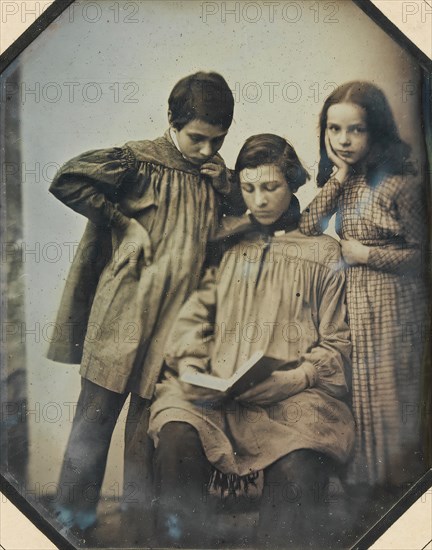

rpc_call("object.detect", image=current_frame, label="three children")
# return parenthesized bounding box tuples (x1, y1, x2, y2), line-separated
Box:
(49, 76, 428, 544)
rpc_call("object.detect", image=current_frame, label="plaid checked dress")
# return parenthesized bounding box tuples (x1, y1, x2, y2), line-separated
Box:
(299, 174, 428, 486)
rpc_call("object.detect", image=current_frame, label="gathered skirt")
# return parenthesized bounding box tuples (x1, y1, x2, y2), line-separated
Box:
(345, 266, 428, 486)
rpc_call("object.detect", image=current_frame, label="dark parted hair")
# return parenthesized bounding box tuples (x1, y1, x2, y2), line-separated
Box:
(235, 134, 310, 192)
(317, 81, 417, 187)
(168, 72, 234, 131)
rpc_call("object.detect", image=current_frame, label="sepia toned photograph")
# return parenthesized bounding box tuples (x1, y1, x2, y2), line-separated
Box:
(1, 1, 431, 549)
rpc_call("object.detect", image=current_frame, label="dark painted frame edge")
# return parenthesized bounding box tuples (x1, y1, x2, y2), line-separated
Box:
(0, 1, 431, 549)
(0, 474, 76, 550)
(352, 0, 432, 71)
(1, 1, 78, 548)
(350, 469, 432, 550)
(0, 0, 75, 73)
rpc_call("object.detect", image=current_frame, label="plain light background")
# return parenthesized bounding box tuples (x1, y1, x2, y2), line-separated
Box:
(0, 2, 430, 548)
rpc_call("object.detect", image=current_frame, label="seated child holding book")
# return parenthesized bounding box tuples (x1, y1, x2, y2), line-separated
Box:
(149, 134, 355, 548)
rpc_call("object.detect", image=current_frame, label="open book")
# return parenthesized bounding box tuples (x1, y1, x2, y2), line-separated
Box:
(180, 350, 293, 396)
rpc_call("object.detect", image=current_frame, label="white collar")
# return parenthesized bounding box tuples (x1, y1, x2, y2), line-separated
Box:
(170, 127, 183, 154)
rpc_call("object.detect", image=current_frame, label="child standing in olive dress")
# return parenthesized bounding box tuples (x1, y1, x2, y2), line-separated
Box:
(48, 72, 242, 540)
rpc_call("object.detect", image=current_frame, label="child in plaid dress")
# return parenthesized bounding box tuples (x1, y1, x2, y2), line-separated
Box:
(299, 81, 428, 488)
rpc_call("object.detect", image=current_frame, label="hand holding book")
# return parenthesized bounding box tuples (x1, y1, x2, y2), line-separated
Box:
(235, 365, 315, 406)
(179, 351, 296, 400)
(178, 364, 227, 403)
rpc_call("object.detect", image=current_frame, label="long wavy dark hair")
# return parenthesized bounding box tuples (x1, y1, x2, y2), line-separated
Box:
(317, 81, 417, 187)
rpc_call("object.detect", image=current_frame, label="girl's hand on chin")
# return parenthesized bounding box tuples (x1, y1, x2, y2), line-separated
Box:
(325, 130, 350, 184)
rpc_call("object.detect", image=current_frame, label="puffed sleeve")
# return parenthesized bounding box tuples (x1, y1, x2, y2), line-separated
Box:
(367, 178, 427, 275)
(299, 177, 344, 236)
(49, 145, 138, 229)
(300, 254, 351, 399)
(164, 268, 218, 373)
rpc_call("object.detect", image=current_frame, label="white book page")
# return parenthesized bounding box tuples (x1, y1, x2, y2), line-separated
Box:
(180, 370, 230, 392)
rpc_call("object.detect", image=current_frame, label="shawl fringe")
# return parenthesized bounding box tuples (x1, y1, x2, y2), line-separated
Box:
(209, 468, 260, 498)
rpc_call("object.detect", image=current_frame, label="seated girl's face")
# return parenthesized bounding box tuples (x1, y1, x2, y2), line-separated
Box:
(239, 164, 293, 225)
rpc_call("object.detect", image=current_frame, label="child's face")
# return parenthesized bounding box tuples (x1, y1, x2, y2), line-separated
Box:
(326, 102, 370, 166)
(239, 164, 293, 226)
(172, 119, 228, 165)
